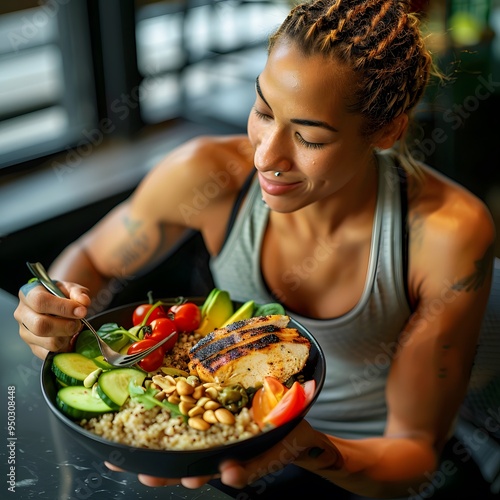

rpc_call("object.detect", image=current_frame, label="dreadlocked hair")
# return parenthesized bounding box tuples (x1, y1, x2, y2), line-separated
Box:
(269, 0, 437, 180)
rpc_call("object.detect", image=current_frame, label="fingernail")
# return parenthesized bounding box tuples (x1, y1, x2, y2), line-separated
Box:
(308, 447, 325, 458)
(74, 306, 86, 318)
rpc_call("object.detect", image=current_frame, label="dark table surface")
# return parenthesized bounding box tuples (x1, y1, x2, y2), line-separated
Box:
(0, 288, 345, 500)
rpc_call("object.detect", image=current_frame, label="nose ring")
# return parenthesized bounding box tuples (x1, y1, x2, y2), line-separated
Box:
(274, 172, 281, 177)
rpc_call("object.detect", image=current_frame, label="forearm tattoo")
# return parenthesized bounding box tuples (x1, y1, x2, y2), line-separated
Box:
(451, 244, 494, 292)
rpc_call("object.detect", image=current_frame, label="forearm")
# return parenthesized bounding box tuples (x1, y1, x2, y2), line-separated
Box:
(300, 434, 438, 498)
(49, 241, 110, 301)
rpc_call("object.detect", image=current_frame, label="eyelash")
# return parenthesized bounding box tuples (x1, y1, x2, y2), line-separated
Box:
(296, 134, 325, 150)
(253, 108, 325, 150)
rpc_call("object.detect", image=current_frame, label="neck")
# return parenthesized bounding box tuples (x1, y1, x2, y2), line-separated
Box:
(277, 157, 379, 240)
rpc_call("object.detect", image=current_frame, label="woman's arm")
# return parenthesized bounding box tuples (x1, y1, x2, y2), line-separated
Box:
(213, 175, 497, 498)
(15, 135, 253, 359)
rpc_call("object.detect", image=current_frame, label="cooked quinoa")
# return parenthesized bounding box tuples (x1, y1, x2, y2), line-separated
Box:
(81, 401, 260, 450)
(79, 330, 263, 449)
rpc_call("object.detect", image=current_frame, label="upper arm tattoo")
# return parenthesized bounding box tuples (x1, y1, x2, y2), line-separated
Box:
(451, 244, 494, 292)
(112, 215, 165, 272)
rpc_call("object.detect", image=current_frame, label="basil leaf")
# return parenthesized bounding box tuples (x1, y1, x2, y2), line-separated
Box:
(254, 303, 286, 316)
(74, 329, 101, 358)
(75, 322, 135, 358)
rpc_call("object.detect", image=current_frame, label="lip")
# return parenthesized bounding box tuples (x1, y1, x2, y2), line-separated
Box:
(257, 172, 301, 196)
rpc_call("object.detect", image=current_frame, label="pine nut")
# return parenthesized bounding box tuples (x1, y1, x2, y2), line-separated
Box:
(196, 396, 211, 407)
(167, 394, 180, 404)
(154, 391, 166, 401)
(180, 394, 197, 404)
(188, 406, 204, 418)
(176, 379, 194, 396)
(202, 409, 219, 424)
(204, 400, 221, 411)
(215, 408, 235, 425)
(188, 417, 211, 431)
(179, 401, 195, 416)
(192, 385, 205, 399)
(205, 387, 219, 399)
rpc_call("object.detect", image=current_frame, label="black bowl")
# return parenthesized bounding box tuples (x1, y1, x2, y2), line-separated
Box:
(41, 299, 325, 477)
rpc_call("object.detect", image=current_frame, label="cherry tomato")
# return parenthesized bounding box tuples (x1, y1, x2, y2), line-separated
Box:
(168, 302, 201, 332)
(251, 377, 288, 428)
(145, 317, 178, 353)
(262, 381, 307, 428)
(127, 339, 165, 372)
(132, 303, 167, 326)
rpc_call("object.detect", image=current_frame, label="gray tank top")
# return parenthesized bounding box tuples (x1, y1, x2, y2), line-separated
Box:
(210, 152, 412, 438)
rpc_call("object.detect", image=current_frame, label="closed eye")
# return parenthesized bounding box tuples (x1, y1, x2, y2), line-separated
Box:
(296, 133, 325, 150)
(253, 107, 272, 121)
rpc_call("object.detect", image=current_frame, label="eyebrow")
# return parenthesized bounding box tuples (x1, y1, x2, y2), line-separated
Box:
(255, 76, 338, 133)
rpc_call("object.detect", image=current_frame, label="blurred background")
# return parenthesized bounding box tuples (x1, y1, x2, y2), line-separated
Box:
(0, 0, 499, 301)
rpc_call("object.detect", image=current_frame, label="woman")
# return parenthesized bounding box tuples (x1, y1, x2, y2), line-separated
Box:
(15, 0, 496, 498)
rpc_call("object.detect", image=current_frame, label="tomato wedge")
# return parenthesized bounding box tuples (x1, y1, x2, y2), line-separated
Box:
(262, 381, 307, 428)
(252, 377, 304, 428)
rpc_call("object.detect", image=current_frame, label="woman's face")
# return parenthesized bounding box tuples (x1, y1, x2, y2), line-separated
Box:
(248, 41, 376, 212)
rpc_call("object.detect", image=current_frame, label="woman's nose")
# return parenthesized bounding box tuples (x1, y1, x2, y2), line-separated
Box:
(254, 128, 291, 173)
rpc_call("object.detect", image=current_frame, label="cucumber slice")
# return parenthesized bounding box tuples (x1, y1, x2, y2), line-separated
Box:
(52, 353, 99, 386)
(92, 355, 114, 370)
(97, 368, 147, 410)
(56, 385, 114, 419)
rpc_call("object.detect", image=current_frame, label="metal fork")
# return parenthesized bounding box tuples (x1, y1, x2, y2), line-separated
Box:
(26, 262, 176, 368)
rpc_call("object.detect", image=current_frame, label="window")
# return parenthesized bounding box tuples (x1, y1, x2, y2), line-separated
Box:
(0, 0, 97, 169)
(0, 0, 289, 171)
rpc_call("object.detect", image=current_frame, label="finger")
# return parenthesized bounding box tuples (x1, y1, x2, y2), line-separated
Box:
(15, 304, 82, 339)
(19, 283, 88, 320)
(219, 422, 341, 488)
(18, 322, 73, 354)
(104, 461, 125, 473)
(19, 278, 42, 298)
(137, 475, 182, 487)
(61, 282, 92, 312)
(180, 475, 214, 489)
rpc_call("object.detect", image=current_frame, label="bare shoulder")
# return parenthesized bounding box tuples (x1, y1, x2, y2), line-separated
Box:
(130, 134, 255, 229)
(407, 164, 496, 299)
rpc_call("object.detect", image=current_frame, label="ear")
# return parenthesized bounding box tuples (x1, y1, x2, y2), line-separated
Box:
(373, 113, 409, 150)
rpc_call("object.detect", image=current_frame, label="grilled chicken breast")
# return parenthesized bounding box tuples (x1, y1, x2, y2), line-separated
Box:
(188, 315, 311, 388)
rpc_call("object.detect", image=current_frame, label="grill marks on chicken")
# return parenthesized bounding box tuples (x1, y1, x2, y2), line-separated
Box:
(188, 315, 311, 387)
